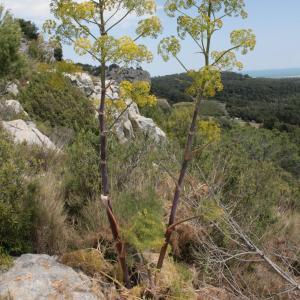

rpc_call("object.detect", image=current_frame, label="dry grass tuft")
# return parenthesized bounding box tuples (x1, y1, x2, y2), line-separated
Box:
(60, 248, 112, 277)
(143, 252, 197, 299)
(33, 172, 75, 255)
(197, 285, 239, 300)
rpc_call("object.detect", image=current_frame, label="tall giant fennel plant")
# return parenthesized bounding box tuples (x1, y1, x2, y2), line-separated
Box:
(156, 0, 256, 269)
(44, 0, 162, 287)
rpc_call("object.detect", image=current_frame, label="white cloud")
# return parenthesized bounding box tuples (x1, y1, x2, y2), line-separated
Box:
(3, 0, 138, 28)
(3, 0, 51, 25)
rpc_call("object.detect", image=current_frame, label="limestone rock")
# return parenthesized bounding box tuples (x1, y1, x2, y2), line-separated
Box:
(6, 82, 19, 97)
(79, 64, 151, 82)
(38, 41, 57, 63)
(20, 38, 56, 63)
(0, 254, 104, 300)
(90, 80, 119, 101)
(114, 100, 166, 143)
(20, 38, 29, 54)
(2, 120, 57, 150)
(65, 73, 95, 96)
(66, 72, 166, 143)
(2, 100, 28, 115)
(107, 66, 151, 83)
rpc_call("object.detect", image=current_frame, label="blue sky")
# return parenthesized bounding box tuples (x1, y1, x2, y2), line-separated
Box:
(3, 0, 300, 76)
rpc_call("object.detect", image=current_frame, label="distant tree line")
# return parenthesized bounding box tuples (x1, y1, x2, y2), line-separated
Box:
(151, 72, 300, 131)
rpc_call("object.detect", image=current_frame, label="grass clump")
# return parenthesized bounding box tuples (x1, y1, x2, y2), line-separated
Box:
(32, 172, 75, 255)
(60, 249, 112, 276)
(0, 249, 13, 271)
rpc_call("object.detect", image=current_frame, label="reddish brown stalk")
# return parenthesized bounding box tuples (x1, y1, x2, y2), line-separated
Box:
(156, 0, 214, 271)
(98, 61, 131, 288)
(97, 1, 131, 286)
(157, 97, 202, 269)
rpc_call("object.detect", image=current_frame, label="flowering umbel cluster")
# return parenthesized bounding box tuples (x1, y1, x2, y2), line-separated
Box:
(44, 0, 162, 107)
(158, 0, 256, 97)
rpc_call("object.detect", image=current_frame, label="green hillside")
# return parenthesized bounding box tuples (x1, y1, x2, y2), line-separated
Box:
(151, 72, 300, 130)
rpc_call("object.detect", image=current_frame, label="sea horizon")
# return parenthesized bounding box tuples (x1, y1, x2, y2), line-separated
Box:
(242, 67, 300, 79)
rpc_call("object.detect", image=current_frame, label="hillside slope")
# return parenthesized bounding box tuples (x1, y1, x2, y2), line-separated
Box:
(151, 72, 300, 130)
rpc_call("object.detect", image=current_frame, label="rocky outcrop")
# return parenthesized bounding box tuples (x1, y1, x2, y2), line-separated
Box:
(77, 64, 151, 83)
(65, 72, 166, 143)
(38, 41, 57, 63)
(113, 100, 165, 144)
(2, 120, 57, 150)
(5, 82, 19, 97)
(91, 79, 119, 101)
(1, 100, 28, 116)
(0, 254, 104, 300)
(107, 66, 151, 83)
(65, 72, 95, 97)
(20, 38, 57, 63)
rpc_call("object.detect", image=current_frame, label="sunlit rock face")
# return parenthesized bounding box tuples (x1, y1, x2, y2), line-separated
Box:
(2, 120, 57, 150)
(64, 72, 95, 97)
(113, 99, 166, 144)
(5, 82, 19, 97)
(65, 72, 166, 144)
(1, 100, 28, 115)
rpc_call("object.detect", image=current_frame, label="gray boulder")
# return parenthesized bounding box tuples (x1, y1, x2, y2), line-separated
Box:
(6, 82, 19, 97)
(107, 66, 151, 83)
(0, 254, 104, 300)
(90, 80, 119, 101)
(66, 72, 166, 143)
(64, 73, 95, 97)
(2, 100, 28, 115)
(113, 100, 166, 143)
(20, 38, 56, 63)
(2, 120, 57, 150)
(38, 41, 57, 63)
(20, 38, 29, 54)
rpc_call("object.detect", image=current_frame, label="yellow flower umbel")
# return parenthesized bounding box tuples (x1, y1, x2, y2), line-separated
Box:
(198, 119, 221, 143)
(120, 80, 157, 108)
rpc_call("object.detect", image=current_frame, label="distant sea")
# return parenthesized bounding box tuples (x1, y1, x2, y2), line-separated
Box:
(242, 68, 300, 79)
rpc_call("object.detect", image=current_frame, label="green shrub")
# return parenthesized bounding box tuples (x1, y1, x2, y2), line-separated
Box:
(19, 72, 97, 132)
(164, 106, 193, 146)
(0, 248, 13, 270)
(27, 39, 44, 60)
(122, 208, 164, 252)
(54, 47, 63, 61)
(0, 127, 35, 254)
(199, 100, 227, 117)
(64, 131, 100, 215)
(77, 135, 168, 252)
(17, 19, 39, 40)
(196, 126, 300, 236)
(0, 6, 26, 79)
